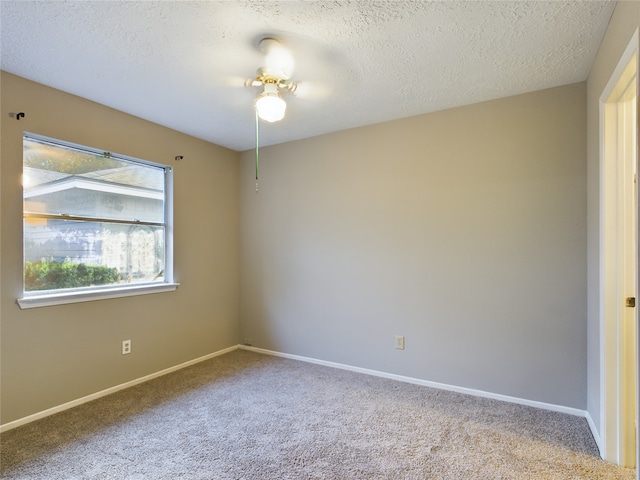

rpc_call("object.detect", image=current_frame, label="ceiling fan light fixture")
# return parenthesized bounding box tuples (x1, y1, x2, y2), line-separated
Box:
(256, 84, 286, 122)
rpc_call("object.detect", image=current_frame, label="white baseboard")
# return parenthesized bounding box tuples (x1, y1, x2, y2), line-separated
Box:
(585, 410, 603, 457)
(0, 345, 239, 433)
(2, 343, 595, 438)
(240, 345, 588, 418)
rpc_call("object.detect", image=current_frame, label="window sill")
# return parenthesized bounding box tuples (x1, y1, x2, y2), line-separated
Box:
(17, 283, 180, 309)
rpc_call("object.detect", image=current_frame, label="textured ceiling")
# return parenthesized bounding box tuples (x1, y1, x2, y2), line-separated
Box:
(1, 1, 615, 152)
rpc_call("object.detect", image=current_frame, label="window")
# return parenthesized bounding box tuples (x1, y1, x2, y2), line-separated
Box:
(18, 133, 177, 309)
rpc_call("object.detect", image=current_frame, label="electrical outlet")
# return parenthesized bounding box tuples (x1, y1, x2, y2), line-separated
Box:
(244, 338, 252, 346)
(122, 339, 131, 355)
(395, 335, 405, 350)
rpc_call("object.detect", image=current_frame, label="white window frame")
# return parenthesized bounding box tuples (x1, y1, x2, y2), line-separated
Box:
(17, 132, 178, 309)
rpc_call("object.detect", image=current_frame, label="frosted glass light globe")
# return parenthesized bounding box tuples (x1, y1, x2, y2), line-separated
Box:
(256, 93, 286, 122)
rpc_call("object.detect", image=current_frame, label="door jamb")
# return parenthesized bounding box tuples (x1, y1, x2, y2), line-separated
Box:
(599, 28, 639, 468)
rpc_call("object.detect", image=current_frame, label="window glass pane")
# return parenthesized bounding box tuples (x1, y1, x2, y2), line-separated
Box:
(24, 219, 165, 292)
(23, 137, 165, 223)
(22, 133, 171, 297)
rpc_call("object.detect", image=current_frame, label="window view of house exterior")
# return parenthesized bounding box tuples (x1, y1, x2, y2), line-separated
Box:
(23, 134, 168, 293)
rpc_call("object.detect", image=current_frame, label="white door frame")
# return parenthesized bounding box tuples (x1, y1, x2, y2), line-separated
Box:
(599, 28, 639, 468)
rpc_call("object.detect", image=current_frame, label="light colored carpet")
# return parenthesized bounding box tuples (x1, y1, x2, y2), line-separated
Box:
(0, 349, 635, 479)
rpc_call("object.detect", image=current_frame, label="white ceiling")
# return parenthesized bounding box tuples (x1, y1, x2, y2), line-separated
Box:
(1, 1, 615, 152)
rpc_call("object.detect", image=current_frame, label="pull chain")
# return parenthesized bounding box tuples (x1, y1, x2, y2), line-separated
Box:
(255, 109, 259, 193)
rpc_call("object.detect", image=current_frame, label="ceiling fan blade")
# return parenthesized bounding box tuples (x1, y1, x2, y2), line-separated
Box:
(259, 37, 294, 80)
(291, 80, 333, 100)
(215, 74, 251, 88)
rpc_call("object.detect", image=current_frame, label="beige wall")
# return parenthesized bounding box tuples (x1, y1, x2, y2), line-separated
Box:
(0, 72, 241, 424)
(0, 64, 593, 424)
(240, 83, 587, 408)
(586, 1, 640, 440)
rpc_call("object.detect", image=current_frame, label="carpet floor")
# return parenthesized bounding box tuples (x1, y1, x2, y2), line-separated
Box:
(0, 349, 635, 479)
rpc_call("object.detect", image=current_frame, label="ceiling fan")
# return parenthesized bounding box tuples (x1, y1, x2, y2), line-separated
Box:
(231, 34, 338, 190)
(247, 38, 294, 122)
(240, 36, 318, 190)
(245, 36, 324, 123)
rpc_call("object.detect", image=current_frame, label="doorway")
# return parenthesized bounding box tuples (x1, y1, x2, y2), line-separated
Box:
(600, 30, 638, 468)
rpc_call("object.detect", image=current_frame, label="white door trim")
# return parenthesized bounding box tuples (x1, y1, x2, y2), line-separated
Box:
(599, 28, 639, 468)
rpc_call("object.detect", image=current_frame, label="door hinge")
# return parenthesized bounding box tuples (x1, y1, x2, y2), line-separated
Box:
(625, 297, 636, 308)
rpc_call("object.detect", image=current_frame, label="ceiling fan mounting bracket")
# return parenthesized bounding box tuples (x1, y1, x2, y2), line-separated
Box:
(251, 70, 295, 94)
